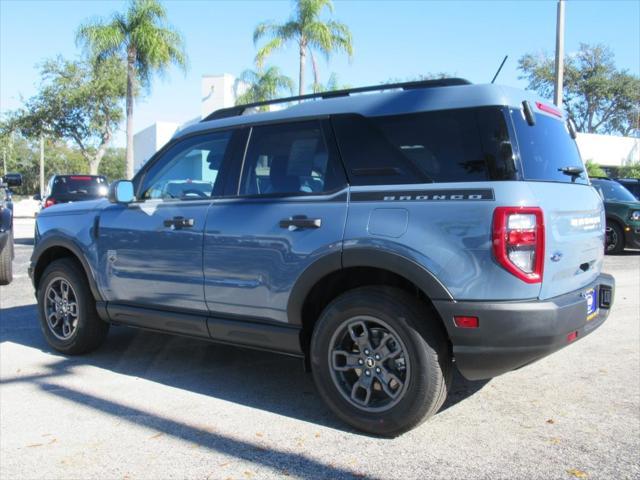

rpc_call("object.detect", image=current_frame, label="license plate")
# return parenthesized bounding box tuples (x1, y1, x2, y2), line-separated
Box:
(586, 288, 598, 320)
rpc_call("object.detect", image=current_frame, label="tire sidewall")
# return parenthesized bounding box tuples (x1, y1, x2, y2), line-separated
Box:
(37, 260, 94, 354)
(607, 222, 624, 254)
(311, 288, 444, 436)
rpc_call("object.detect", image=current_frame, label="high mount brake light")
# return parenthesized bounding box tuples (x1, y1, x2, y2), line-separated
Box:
(492, 207, 545, 283)
(535, 101, 563, 118)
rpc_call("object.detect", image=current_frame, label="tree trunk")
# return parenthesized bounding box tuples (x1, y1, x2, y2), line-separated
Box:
(125, 47, 136, 179)
(89, 144, 108, 175)
(299, 40, 306, 96)
(310, 50, 320, 92)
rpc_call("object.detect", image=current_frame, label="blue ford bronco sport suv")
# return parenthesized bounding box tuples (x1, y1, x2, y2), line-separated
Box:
(30, 79, 615, 436)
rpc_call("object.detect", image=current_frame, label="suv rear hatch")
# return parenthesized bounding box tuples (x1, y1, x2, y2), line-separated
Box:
(511, 104, 604, 300)
(50, 175, 108, 204)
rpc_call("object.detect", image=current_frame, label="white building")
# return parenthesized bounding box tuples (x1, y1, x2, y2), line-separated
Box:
(133, 74, 245, 173)
(576, 132, 639, 168)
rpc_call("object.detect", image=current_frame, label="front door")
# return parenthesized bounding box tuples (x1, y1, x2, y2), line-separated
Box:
(203, 120, 348, 324)
(97, 129, 236, 317)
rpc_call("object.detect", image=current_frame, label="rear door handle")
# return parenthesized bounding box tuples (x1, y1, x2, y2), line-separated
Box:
(279, 215, 322, 230)
(164, 216, 195, 229)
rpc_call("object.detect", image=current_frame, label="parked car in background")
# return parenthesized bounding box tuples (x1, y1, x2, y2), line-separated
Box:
(0, 173, 23, 285)
(590, 177, 640, 253)
(614, 178, 640, 200)
(30, 80, 615, 436)
(39, 175, 109, 210)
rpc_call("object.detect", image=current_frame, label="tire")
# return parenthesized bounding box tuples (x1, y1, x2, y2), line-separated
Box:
(310, 286, 451, 437)
(0, 232, 13, 285)
(606, 221, 625, 254)
(37, 258, 109, 354)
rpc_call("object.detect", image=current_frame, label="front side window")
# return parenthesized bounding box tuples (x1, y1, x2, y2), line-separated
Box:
(239, 121, 344, 196)
(140, 131, 232, 200)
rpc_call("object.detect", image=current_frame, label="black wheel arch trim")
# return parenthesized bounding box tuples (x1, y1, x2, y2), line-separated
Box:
(287, 247, 452, 326)
(30, 236, 103, 302)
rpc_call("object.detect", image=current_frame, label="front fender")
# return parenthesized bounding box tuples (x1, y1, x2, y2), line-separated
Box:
(30, 233, 103, 302)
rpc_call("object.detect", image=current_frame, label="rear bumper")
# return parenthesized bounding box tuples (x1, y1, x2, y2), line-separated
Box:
(433, 273, 615, 380)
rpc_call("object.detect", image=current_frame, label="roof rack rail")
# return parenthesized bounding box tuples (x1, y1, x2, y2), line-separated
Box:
(202, 77, 471, 121)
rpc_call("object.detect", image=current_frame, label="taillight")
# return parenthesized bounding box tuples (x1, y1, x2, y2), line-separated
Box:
(43, 198, 56, 209)
(492, 207, 545, 283)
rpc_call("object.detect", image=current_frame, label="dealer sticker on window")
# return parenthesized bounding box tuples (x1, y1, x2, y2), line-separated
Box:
(586, 288, 598, 321)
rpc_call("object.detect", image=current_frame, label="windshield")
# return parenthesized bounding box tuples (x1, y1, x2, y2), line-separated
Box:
(591, 179, 637, 202)
(512, 109, 588, 185)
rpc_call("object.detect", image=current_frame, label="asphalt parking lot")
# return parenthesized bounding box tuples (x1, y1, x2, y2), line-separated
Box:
(1, 218, 639, 480)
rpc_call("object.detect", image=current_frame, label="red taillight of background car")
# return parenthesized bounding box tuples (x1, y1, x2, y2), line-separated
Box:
(492, 206, 545, 284)
(43, 198, 56, 209)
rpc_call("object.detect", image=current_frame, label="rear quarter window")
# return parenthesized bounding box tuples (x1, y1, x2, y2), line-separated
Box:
(511, 109, 588, 185)
(332, 107, 515, 185)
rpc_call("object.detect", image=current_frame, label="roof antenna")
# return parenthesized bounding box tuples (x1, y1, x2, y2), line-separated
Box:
(491, 55, 508, 84)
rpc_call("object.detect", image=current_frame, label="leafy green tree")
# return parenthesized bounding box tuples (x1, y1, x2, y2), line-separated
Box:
(519, 44, 640, 137)
(98, 147, 126, 181)
(77, 0, 188, 178)
(617, 162, 640, 178)
(585, 160, 606, 177)
(8, 57, 125, 174)
(311, 72, 350, 93)
(254, 0, 353, 96)
(236, 66, 295, 108)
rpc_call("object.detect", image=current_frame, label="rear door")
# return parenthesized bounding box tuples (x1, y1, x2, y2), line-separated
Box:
(512, 107, 605, 300)
(203, 119, 348, 324)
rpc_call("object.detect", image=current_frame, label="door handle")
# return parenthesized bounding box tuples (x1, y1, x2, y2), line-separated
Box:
(164, 216, 195, 229)
(279, 215, 322, 230)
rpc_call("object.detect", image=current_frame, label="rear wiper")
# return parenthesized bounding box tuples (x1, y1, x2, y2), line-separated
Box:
(558, 166, 584, 182)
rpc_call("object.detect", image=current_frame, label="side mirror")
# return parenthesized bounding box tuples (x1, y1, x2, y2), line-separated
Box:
(4, 173, 22, 187)
(33, 193, 42, 201)
(108, 180, 135, 204)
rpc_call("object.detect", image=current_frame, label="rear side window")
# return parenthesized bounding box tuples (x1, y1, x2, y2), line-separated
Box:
(512, 110, 588, 185)
(51, 176, 108, 198)
(332, 107, 515, 185)
(239, 121, 345, 196)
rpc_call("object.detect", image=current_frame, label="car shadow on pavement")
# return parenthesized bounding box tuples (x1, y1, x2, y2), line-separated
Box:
(1, 303, 488, 435)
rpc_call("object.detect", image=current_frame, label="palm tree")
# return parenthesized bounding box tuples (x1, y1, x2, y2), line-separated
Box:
(253, 0, 353, 96)
(236, 67, 295, 109)
(76, 0, 187, 179)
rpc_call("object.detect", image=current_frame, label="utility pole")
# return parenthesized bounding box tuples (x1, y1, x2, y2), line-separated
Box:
(2, 147, 6, 176)
(554, 0, 565, 108)
(40, 135, 45, 197)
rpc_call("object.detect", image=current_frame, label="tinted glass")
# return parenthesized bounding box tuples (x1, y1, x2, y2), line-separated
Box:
(239, 121, 344, 196)
(332, 107, 515, 185)
(141, 131, 231, 200)
(51, 176, 108, 198)
(617, 180, 640, 200)
(512, 110, 588, 184)
(591, 179, 637, 202)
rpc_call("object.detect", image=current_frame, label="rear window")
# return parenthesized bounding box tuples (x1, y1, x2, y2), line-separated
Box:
(512, 110, 588, 185)
(51, 176, 108, 198)
(332, 107, 516, 185)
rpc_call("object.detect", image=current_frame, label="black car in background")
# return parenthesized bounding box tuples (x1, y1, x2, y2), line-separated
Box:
(40, 175, 109, 209)
(615, 178, 640, 200)
(0, 173, 23, 285)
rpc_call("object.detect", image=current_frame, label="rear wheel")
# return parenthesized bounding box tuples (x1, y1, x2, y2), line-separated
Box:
(37, 258, 109, 354)
(310, 286, 451, 437)
(0, 232, 13, 285)
(605, 221, 624, 254)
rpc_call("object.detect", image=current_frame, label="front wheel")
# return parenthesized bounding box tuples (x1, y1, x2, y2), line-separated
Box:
(0, 232, 13, 285)
(606, 222, 625, 254)
(37, 258, 109, 354)
(310, 286, 451, 437)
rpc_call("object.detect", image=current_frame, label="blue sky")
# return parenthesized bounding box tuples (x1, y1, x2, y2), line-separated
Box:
(1, 0, 639, 147)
